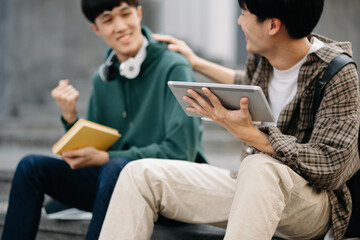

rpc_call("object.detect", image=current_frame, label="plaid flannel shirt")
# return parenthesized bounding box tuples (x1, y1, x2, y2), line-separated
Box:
(234, 34, 360, 240)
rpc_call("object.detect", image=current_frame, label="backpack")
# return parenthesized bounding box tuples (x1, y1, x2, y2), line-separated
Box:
(311, 54, 359, 237)
(254, 53, 359, 236)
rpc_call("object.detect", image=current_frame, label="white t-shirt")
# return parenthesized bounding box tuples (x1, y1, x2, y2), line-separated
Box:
(264, 37, 325, 125)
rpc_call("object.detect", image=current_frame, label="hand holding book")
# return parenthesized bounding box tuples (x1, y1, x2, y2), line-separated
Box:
(52, 119, 121, 169)
(52, 118, 121, 155)
(62, 146, 111, 169)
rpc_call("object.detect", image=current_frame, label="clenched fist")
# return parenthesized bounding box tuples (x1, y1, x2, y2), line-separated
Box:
(51, 79, 79, 124)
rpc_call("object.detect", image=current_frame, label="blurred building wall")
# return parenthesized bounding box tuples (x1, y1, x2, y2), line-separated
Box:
(314, 0, 360, 67)
(0, 0, 107, 120)
(0, 0, 359, 120)
(0, 0, 162, 121)
(159, 0, 360, 68)
(159, 0, 239, 65)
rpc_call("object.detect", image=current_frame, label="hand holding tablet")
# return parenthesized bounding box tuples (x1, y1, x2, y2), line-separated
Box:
(168, 81, 275, 122)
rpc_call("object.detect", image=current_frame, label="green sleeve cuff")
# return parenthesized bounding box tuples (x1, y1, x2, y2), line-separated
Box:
(60, 116, 78, 132)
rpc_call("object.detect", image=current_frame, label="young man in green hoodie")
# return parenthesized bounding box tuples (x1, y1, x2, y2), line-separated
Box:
(1, 0, 205, 240)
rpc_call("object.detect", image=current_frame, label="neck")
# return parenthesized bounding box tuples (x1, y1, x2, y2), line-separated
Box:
(263, 37, 312, 71)
(116, 37, 144, 62)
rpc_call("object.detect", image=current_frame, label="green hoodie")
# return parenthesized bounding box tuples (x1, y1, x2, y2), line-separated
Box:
(64, 27, 206, 163)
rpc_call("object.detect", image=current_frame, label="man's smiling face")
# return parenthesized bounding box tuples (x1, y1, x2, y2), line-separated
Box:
(91, 2, 143, 62)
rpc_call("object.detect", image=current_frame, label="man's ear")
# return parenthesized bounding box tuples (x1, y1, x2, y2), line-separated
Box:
(268, 18, 281, 36)
(90, 23, 101, 37)
(137, 6, 143, 22)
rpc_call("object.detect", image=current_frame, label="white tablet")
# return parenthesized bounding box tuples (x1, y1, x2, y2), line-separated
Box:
(168, 81, 275, 122)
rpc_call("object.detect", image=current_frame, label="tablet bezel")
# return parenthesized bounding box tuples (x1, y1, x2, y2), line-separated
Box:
(168, 81, 275, 122)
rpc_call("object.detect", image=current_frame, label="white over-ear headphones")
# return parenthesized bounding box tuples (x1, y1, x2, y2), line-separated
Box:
(99, 36, 149, 82)
(99, 50, 117, 82)
(120, 36, 148, 79)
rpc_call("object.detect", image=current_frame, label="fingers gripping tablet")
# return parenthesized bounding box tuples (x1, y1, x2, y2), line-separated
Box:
(168, 81, 275, 122)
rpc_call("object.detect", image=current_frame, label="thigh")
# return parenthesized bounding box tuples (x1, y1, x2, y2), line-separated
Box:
(20, 154, 101, 211)
(248, 155, 332, 239)
(274, 174, 330, 239)
(226, 154, 330, 240)
(132, 159, 236, 226)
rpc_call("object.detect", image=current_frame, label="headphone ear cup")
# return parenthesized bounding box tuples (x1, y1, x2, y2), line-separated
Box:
(99, 62, 118, 82)
(119, 58, 141, 79)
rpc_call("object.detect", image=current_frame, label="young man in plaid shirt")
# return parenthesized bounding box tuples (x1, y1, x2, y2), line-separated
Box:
(99, 0, 360, 239)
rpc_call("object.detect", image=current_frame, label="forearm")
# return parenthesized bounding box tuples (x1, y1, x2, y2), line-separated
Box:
(62, 113, 77, 125)
(231, 125, 275, 155)
(246, 128, 275, 155)
(193, 57, 237, 84)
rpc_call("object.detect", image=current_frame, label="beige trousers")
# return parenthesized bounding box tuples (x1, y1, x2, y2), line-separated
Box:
(99, 154, 330, 240)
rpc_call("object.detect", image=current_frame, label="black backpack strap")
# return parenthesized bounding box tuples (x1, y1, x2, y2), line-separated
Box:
(310, 54, 359, 236)
(312, 54, 356, 115)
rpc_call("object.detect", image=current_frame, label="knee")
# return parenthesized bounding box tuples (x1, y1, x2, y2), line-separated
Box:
(16, 154, 42, 176)
(240, 154, 287, 180)
(119, 159, 165, 188)
(12, 155, 51, 186)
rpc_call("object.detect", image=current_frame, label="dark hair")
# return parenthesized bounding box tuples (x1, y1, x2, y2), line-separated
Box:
(238, 0, 324, 39)
(81, 0, 140, 23)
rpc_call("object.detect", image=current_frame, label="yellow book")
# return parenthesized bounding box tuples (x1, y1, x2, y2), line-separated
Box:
(52, 119, 121, 154)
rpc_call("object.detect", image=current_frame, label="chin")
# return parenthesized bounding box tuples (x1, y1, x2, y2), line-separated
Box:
(115, 45, 137, 56)
(246, 46, 253, 53)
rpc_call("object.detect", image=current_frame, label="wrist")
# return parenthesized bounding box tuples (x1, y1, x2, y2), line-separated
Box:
(192, 55, 205, 71)
(244, 128, 275, 154)
(236, 125, 258, 143)
(62, 113, 77, 124)
(100, 151, 110, 165)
